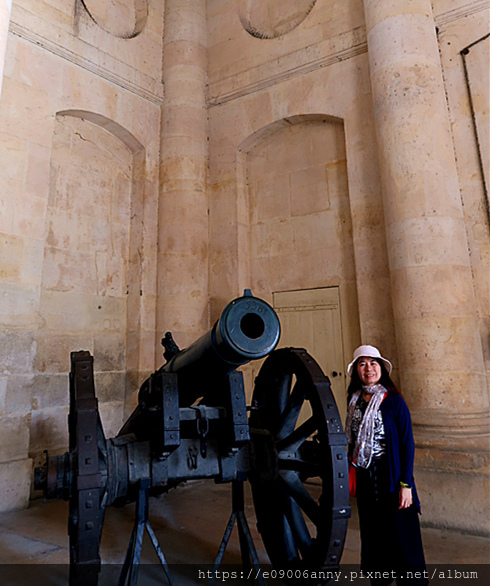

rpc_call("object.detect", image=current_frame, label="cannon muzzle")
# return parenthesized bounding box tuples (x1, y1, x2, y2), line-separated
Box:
(162, 289, 280, 404)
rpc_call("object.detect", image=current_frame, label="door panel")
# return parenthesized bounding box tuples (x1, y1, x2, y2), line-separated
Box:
(273, 288, 346, 425)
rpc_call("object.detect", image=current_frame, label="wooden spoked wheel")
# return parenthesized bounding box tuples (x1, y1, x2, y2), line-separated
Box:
(248, 348, 350, 583)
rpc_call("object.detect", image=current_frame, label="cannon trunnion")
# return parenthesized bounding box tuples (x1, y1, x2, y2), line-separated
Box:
(35, 291, 350, 585)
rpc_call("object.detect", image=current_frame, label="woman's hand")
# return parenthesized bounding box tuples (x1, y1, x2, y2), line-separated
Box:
(399, 487, 412, 509)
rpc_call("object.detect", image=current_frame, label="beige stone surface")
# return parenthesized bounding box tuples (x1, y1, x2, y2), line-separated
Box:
(0, 459, 31, 513)
(208, 55, 395, 363)
(435, 7, 490, 393)
(245, 120, 354, 299)
(157, 0, 209, 348)
(358, 0, 489, 533)
(208, 0, 365, 93)
(98, 399, 125, 438)
(0, 0, 161, 514)
(0, 0, 11, 98)
(363, 0, 488, 426)
(0, 414, 30, 461)
(12, 0, 164, 92)
(94, 371, 127, 403)
(29, 406, 69, 454)
(238, 0, 317, 40)
(82, 0, 149, 40)
(0, 375, 30, 414)
(416, 465, 490, 534)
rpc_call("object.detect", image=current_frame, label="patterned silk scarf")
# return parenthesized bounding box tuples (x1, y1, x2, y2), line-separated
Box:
(345, 384, 387, 469)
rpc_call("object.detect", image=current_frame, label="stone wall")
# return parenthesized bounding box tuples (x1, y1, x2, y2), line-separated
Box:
(415, 0, 490, 534)
(207, 0, 489, 534)
(244, 117, 361, 370)
(208, 0, 396, 362)
(0, 0, 163, 511)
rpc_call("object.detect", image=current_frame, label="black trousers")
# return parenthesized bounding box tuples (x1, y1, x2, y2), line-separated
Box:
(356, 459, 428, 586)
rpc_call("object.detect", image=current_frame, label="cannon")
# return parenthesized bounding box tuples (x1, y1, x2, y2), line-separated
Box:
(34, 290, 350, 585)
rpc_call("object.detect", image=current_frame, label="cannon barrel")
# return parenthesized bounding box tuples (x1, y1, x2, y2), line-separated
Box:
(161, 289, 280, 405)
(117, 289, 280, 437)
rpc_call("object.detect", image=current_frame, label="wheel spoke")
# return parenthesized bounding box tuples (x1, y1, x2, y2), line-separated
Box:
(279, 470, 321, 526)
(276, 381, 306, 441)
(278, 456, 322, 478)
(283, 495, 312, 556)
(277, 372, 293, 415)
(281, 511, 299, 561)
(276, 416, 317, 454)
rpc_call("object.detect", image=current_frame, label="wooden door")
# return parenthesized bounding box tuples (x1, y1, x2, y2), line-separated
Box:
(273, 287, 347, 425)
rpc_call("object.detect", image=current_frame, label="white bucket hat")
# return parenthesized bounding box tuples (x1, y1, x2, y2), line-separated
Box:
(347, 345, 392, 377)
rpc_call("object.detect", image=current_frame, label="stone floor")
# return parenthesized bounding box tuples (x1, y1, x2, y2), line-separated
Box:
(0, 480, 488, 585)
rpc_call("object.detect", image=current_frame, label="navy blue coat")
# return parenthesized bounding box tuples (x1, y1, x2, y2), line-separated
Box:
(379, 393, 421, 511)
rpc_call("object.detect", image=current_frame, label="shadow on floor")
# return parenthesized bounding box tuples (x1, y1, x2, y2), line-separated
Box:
(0, 480, 488, 585)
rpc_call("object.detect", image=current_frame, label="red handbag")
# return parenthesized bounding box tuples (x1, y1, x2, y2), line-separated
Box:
(349, 462, 357, 497)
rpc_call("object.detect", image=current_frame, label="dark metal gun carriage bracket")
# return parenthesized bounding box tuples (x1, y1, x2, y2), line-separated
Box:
(35, 290, 350, 586)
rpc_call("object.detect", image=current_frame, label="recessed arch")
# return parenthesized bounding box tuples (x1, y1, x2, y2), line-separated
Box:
(36, 110, 147, 445)
(57, 110, 144, 154)
(238, 113, 354, 293)
(238, 114, 345, 154)
(222, 113, 360, 403)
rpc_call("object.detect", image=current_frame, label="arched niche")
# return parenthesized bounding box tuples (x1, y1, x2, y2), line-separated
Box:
(227, 114, 360, 403)
(34, 110, 146, 450)
(236, 114, 357, 299)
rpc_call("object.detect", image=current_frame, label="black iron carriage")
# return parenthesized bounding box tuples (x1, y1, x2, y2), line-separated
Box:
(35, 290, 350, 585)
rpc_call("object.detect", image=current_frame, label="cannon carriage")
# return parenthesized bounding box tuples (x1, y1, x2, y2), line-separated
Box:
(35, 290, 350, 585)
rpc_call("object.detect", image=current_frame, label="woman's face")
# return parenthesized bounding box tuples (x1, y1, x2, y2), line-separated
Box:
(357, 356, 382, 386)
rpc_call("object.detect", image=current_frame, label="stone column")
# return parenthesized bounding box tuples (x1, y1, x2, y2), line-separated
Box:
(363, 0, 488, 445)
(0, 0, 11, 100)
(158, 0, 208, 347)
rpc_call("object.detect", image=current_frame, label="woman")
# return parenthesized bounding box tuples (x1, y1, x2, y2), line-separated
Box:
(345, 345, 427, 585)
